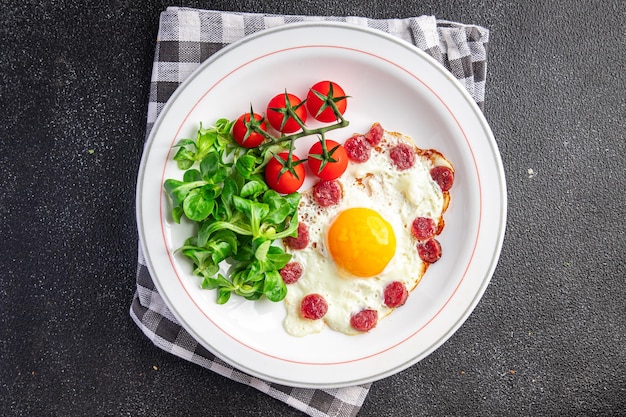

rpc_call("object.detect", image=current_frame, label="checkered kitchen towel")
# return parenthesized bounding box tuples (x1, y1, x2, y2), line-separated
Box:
(131, 7, 489, 417)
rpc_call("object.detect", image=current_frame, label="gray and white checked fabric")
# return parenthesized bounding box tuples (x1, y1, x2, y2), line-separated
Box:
(131, 7, 489, 417)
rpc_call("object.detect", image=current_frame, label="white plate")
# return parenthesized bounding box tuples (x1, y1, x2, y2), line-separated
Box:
(136, 22, 507, 388)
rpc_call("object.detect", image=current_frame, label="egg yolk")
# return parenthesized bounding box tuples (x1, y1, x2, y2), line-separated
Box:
(327, 208, 396, 277)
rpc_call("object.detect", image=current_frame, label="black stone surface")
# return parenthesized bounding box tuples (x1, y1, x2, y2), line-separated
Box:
(1, 1, 624, 416)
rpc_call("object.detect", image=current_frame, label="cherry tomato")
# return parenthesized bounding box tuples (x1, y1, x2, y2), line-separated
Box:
(266, 93, 307, 134)
(306, 81, 348, 123)
(265, 152, 306, 194)
(232, 112, 266, 148)
(307, 140, 348, 180)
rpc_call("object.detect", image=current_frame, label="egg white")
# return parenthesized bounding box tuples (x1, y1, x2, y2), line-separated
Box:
(283, 129, 448, 336)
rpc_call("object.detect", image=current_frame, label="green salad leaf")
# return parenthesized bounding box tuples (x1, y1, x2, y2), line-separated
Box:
(163, 119, 299, 304)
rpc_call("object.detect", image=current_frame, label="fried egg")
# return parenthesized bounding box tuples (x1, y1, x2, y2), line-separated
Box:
(282, 124, 453, 336)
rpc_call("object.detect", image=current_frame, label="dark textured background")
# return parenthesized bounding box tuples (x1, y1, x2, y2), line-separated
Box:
(1, 1, 624, 416)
